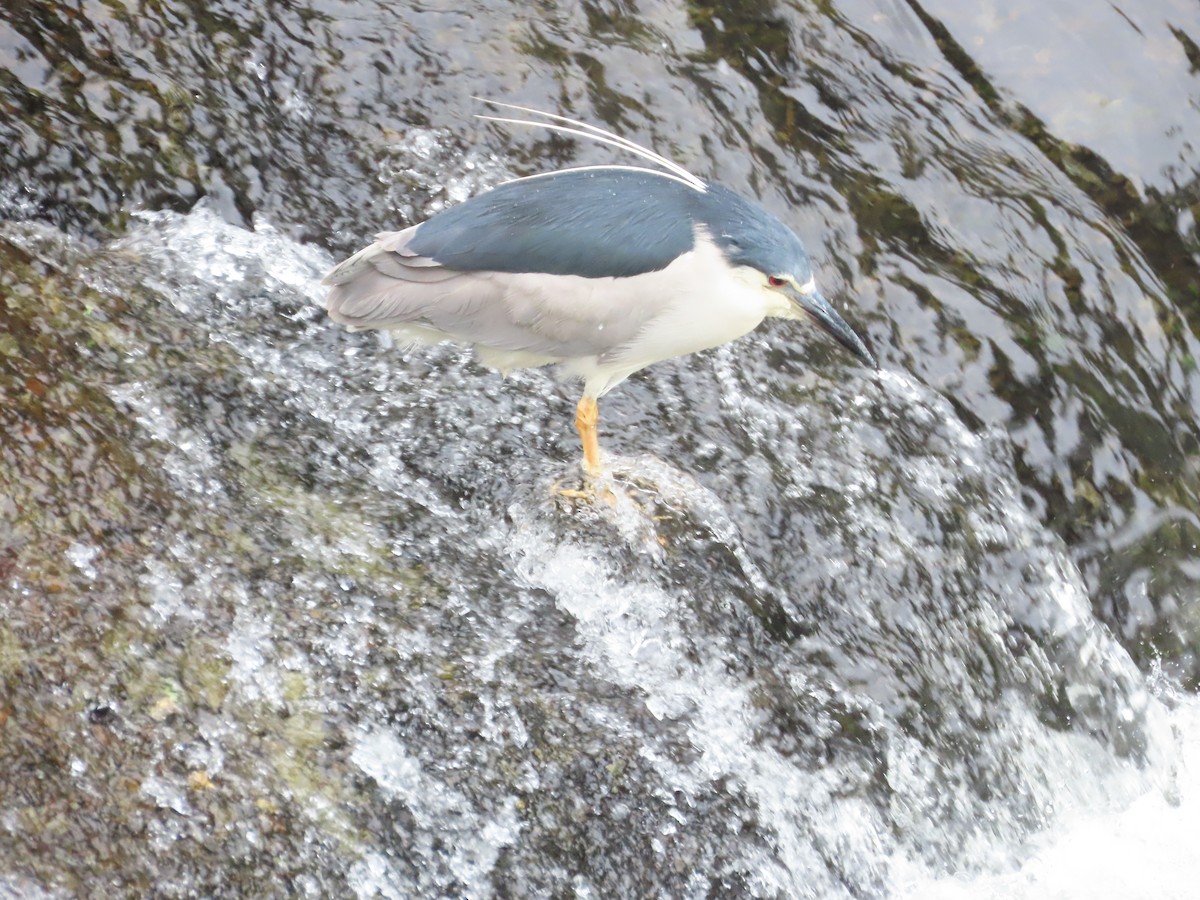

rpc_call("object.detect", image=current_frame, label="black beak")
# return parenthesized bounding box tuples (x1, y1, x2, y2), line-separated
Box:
(785, 286, 877, 369)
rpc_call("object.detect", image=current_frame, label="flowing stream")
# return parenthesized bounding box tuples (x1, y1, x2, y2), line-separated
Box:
(2, 1, 1199, 897)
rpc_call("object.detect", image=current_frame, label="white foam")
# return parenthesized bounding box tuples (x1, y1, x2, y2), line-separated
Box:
(896, 691, 1200, 899)
(350, 727, 522, 898)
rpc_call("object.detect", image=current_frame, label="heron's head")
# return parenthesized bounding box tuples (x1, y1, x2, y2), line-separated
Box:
(700, 184, 877, 370)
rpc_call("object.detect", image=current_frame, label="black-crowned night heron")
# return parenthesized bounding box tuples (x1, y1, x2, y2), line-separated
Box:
(324, 100, 876, 477)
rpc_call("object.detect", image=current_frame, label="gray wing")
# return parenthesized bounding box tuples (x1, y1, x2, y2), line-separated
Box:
(322, 226, 657, 359)
(322, 168, 709, 358)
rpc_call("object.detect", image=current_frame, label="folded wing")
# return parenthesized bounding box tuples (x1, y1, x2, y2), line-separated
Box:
(323, 169, 705, 361)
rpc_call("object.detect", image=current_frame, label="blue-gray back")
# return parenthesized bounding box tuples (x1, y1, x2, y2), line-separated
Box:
(408, 167, 814, 283)
(408, 169, 699, 277)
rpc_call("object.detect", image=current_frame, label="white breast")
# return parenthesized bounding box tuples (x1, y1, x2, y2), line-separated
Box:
(563, 231, 785, 396)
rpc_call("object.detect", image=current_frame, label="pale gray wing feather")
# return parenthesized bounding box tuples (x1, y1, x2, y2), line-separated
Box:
(323, 228, 654, 358)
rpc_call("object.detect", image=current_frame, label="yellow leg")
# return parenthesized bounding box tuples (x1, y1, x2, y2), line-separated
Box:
(574, 395, 601, 477)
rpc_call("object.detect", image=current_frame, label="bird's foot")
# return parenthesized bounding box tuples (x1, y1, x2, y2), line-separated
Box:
(549, 469, 679, 555)
(550, 468, 671, 518)
(551, 475, 617, 506)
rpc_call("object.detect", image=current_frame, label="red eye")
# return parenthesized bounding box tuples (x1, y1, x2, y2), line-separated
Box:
(768, 276, 786, 287)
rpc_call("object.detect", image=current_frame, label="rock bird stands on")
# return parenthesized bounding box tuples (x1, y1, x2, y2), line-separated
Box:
(323, 101, 877, 478)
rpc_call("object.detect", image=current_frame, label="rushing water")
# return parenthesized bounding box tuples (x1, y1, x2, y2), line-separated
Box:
(2, 1, 1199, 897)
